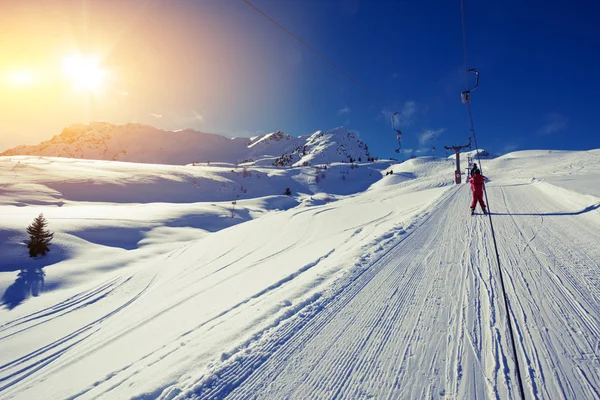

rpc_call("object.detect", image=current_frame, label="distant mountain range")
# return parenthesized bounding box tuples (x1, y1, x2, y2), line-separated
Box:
(0, 123, 373, 166)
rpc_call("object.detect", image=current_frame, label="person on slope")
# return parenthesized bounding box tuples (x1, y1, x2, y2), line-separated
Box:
(469, 169, 488, 215)
(470, 163, 478, 178)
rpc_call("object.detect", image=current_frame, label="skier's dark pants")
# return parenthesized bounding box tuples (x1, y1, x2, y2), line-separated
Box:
(471, 191, 486, 210)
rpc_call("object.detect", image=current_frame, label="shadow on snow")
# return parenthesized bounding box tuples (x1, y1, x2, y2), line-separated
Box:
(491, 202, 600, 217)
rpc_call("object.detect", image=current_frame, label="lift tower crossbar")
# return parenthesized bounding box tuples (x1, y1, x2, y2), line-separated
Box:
(444, 140, 471, 184)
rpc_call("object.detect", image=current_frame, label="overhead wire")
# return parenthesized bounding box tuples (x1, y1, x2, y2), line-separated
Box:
(460, 1, 527, 398)
(244, 0, 527, 394)
(240, 0, 386, 106)
(460, 0, 469, 91)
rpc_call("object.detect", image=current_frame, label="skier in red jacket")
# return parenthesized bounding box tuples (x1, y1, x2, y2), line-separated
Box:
(469, 169, 488, 215)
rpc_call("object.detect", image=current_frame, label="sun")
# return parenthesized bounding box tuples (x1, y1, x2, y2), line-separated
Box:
(62, 54, 107, 92)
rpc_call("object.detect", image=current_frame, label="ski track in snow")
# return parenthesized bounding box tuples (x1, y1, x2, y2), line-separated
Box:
(1, 154, 600, 399)
(0, 271, 156, 393)
(170, 183, 600, 400)
(491, 184, 600, 399)
(216, 186, 519, 400)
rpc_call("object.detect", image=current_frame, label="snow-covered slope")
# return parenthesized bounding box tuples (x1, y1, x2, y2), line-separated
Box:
(267, 128, 371, 167)
(0, 123, 372, 167)
(447, 148, 497, 161)
(1, 148, 599, 399)
(0, 155, 395, 273)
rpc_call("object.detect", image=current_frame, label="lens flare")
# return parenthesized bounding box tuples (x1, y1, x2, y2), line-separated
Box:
(62, 54, 107, 92)
(6, 70, 34, 86)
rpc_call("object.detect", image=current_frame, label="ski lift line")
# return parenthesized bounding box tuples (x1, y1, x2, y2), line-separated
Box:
(460, 1, 527, 396)
(243, 0, 409, 154)
(460, 0, 469, 91)
(469, 105, 528, 400)
(241, 0, 386, 106)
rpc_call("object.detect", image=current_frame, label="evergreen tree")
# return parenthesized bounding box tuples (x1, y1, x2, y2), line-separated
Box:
(26, 213, 54, 257)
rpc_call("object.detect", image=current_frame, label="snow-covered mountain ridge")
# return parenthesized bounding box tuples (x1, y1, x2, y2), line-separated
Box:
(0, 123, 372, 166)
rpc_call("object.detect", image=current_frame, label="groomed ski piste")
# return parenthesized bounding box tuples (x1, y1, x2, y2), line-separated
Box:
(1, 149, 599, 399)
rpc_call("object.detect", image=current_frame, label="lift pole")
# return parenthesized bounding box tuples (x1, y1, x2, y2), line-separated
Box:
(444, 140, 471, 184)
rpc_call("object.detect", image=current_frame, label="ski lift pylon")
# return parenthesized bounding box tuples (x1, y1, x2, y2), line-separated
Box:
(391, 111, 403, 153)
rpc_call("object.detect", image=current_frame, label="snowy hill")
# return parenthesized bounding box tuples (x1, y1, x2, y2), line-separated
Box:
(447, 148, 497, 161)
(0, 123, 372, 166)
(267, 128, 371, 167)
(1, 149, 600, 399)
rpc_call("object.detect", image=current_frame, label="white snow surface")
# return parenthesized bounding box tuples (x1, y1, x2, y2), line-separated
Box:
(0, 123, 372, 167)
(1, 148, 599, 399)
(447, 148, 497, 160)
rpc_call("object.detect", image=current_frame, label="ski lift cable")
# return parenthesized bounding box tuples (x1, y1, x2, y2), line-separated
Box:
(242, 0, 407, 153)
(460, 0, 468, 92)
(241, 0, 386, 106)
(460, 1, 526, 398)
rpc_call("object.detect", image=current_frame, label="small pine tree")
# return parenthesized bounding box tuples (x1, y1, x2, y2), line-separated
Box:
(26, 213, 54, 258)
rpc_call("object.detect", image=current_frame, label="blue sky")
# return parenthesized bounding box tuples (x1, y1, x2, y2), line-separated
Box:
(226, 0, 600, 159)
(2, 0, 599, 159)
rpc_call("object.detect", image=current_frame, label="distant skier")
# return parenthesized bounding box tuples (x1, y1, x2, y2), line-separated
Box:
(469, 169, 488, 215)
(470, 163, 478, 178)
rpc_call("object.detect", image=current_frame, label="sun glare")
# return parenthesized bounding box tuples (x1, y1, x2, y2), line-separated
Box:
(7, 70, 34, 86)
(62, 54, 106, 91)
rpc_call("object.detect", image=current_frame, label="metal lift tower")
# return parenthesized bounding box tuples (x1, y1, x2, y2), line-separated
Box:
(444, 140, 471, 184)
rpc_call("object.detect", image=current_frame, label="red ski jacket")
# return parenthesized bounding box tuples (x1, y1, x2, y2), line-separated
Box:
(469, 174, 487, 193)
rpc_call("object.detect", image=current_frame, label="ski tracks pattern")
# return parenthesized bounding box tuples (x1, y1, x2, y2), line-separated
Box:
(0, 267, 158, 397)
(4, 180, 598, 399)
(184, 186, 523, 399)
(211, 182, 599, 400)
(490, 184, 600, 399)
